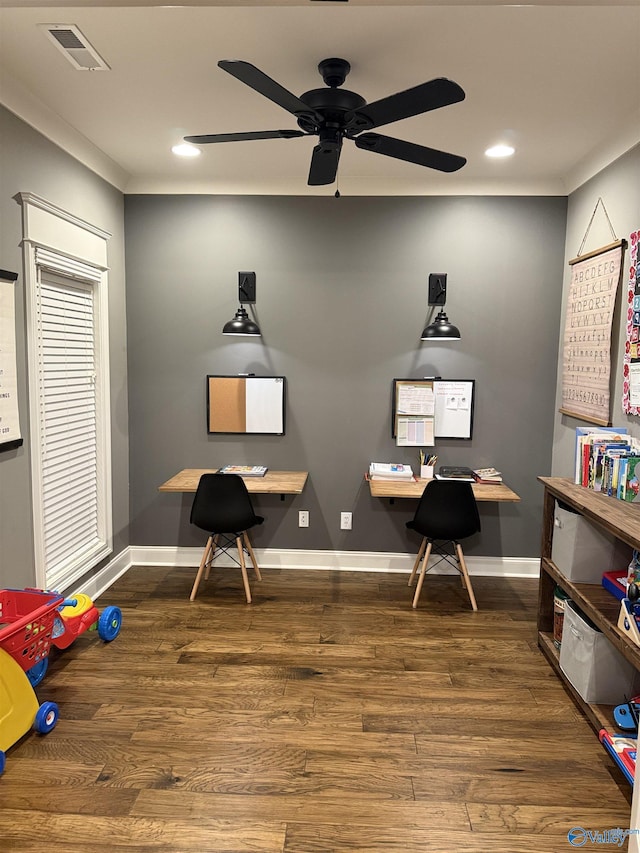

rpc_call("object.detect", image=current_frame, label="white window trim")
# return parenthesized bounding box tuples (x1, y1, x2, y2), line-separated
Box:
(18, 192, 113, 590)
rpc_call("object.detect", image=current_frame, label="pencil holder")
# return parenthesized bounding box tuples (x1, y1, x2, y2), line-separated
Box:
(421, 465, 434, 479)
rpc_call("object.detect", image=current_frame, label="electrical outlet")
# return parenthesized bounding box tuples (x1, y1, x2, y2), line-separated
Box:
(298, 510, 309, 528)
(340, 512, 352, 530)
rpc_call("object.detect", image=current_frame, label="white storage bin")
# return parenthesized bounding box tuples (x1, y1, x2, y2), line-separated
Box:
(551, 502, 619, 582)
(560, 600, 640, 703)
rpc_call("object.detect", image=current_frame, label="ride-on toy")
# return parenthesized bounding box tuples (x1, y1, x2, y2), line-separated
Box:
(0, 587, 122, 775)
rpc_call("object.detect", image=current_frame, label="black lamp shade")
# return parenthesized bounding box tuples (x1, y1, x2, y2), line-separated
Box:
(222, 306, 261, 336)
(421, 310, 461, 341)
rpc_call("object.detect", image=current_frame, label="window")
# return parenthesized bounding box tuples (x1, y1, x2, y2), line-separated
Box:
(20, 194, 112, 590)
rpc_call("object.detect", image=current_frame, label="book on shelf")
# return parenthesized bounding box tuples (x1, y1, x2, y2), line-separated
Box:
(472, 467, 502, 484)
(573, 425, 640, 501)
(218, 465, 268, 477)
(619, 456, 640, 502)
(435, 465, 475, 482)
(369, 462, 414, 481)
(574, 427, 628, 486)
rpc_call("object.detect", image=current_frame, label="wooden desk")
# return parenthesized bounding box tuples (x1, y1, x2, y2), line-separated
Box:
(367, 476, 520, 502)
(159, 469, 308, 499)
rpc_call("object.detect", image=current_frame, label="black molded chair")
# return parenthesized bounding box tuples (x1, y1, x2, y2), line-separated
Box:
(406, 479, 481, 610)
(189, 473, 264, 603)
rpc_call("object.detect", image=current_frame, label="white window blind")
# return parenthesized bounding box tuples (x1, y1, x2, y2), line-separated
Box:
(33, 250, 111, 589)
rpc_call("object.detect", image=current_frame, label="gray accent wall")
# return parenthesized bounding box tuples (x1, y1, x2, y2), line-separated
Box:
(0, 106, 129, 590)
(14, 97, 631, 579)
(125, 193, 567, 558)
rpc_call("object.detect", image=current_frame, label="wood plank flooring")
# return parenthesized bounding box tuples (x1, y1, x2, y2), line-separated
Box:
(0, 565, 634, 852)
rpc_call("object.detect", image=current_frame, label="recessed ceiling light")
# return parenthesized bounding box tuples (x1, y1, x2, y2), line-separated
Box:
(172, 143, 201, 158)
(485, 144, 515, 159)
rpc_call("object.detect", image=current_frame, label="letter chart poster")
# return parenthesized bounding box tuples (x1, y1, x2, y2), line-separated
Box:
(561, 241, 625, 425)
(622, 229, 640, 416)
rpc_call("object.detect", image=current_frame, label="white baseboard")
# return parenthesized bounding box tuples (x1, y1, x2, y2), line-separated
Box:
(73, 546, 132, 600)
(80, 546, 539, 599)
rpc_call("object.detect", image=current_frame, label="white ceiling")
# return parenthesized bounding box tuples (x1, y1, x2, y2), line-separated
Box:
(1, 1, 639, 196)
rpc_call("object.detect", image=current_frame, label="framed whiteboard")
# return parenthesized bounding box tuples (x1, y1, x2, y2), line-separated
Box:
(207, 375, 286, 435)
(433, 380, 475, 439)
(392, 378, 474, 442)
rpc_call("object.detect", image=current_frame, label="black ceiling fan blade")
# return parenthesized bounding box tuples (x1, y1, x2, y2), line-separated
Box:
(355, 133, 466, 173)
(308, 142, 342, 186)
(218, 60, 321, 122)
(347, 78, 465, 132)
(185, 130, 306, 144)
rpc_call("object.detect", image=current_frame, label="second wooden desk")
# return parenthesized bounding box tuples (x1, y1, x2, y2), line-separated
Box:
(368, 477, 520, 502)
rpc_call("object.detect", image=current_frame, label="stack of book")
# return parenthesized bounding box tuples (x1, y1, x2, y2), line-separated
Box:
(574, 428, 640, 502)
(473, 467, 502, 484)
(218, 465, 268, 477)
(369, 463, 414, 481)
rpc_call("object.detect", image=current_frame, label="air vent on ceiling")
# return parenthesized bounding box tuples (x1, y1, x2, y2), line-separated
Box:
(39, 24, 110, 71)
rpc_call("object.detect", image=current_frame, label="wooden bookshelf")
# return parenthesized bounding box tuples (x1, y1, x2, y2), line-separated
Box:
(537, 477, 640, 731)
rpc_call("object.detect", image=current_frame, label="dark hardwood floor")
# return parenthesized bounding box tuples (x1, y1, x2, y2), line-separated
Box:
(0, 565, 633, 852)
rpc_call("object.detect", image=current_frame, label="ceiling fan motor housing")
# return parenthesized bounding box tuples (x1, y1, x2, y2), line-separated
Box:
(297, 87, 367, 135)
(318, 58, 350, 88)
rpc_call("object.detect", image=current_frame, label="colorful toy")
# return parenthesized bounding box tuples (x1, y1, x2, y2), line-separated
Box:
(0, 587, 122, 775)
(618, 581, 640, 649)
(614, 697, 640, 731)
(0, 647, 59, 775)
(599, 729, 637, 786)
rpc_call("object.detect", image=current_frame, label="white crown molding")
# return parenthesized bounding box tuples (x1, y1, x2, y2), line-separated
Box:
(1, 72, 129, 192)
(563, 113, 640, 195)
(4, 63, 636, 197)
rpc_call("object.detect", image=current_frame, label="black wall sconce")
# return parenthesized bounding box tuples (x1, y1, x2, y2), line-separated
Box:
(222, 271, 261, 336)
(421, 273, 461, 341)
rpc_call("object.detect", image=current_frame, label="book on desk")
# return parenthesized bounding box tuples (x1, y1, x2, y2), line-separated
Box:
(472, 467, 503, 484)
(369, 462, 415, 481)
(218, 465, 268, 477)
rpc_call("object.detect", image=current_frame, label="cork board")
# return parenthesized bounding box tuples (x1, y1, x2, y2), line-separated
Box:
(207, 375, 285, 434)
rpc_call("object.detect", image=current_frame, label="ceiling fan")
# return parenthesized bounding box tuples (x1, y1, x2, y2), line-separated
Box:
(185, 58, 467, 186)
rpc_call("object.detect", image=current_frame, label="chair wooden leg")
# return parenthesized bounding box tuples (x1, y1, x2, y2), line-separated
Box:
(236, 536, 252, 604)
(204, 534, 219, 580)
(412, 541, 433, 609)
(190, 536, 214, 601)
(455, 542, 478, 611)
(408, 538, 427, 586)
(242, 531, 262, 581)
